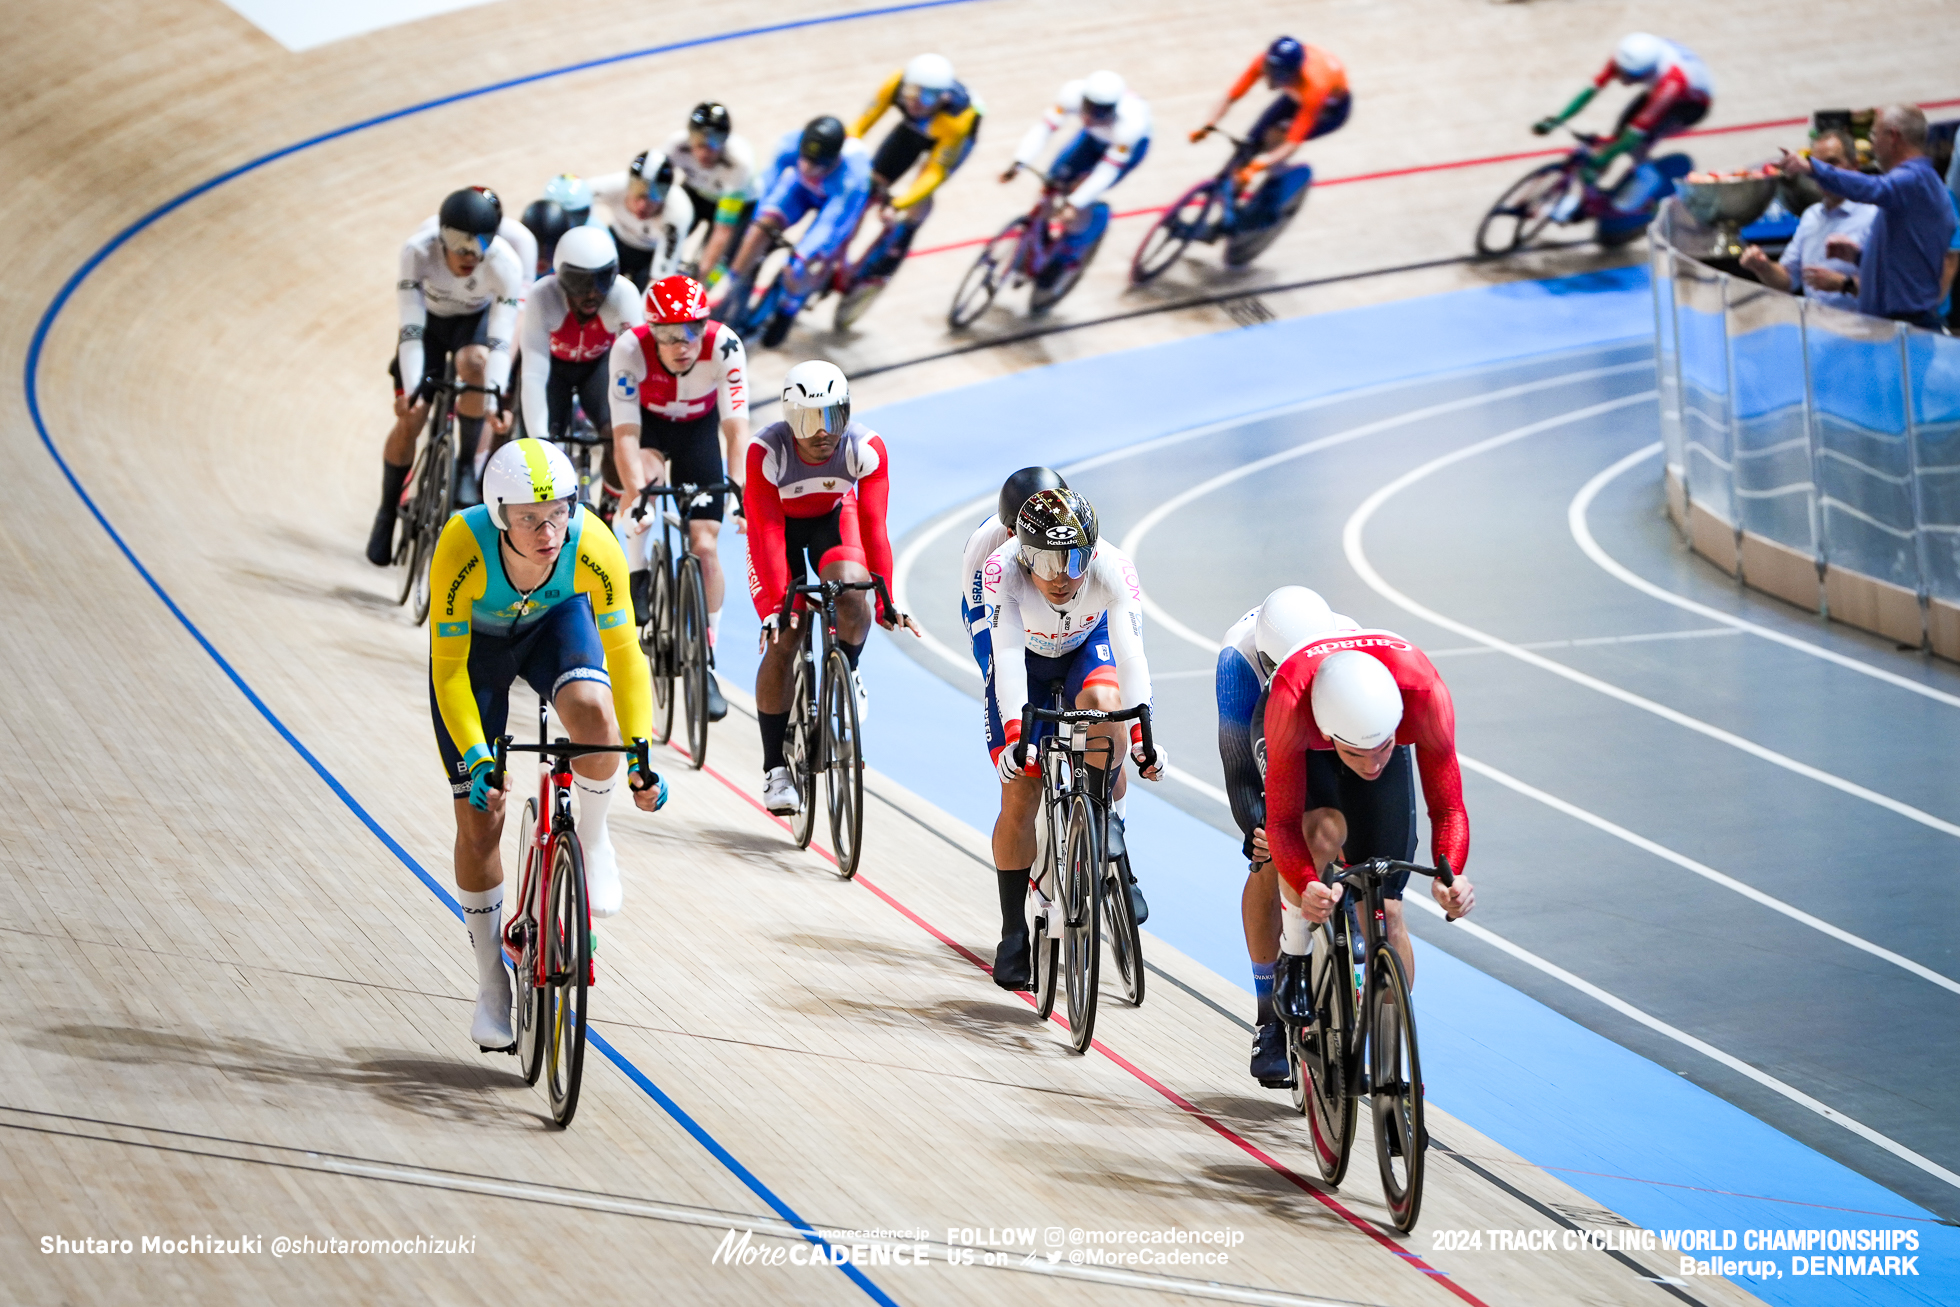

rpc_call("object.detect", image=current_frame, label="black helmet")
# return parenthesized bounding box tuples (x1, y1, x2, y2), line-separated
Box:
(689, 101, 733, 141)
(629, 150, 675, 200)
(519, 199, 574, 275)
(1014, 488, 1099, 581)
(997, 467, 1068, 529)
(439, 186, 502, 236)
(799, 115, 847, 168)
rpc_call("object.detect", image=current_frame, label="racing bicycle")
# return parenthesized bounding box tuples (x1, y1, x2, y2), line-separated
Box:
(392, 367, 502, 626)
(631, 478, 740, 768)
(776, 576, 893, 878)
(1290, 854, 1455, 1233)
(949, 164, 1100, 327)
(828, 201, 914, 331)
(492, 704, 659, 1128)
(1018, 697, 1154, 1052)
(1131, 126, 1313, 283)
(1475, 127, 1691, 257)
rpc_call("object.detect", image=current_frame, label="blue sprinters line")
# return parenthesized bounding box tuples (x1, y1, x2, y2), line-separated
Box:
(19, 6, 1006, 1300)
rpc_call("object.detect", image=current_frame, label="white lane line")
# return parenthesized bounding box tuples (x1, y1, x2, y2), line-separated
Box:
(1119, 363, 1653, 649)
(1426, 627, 1741, 657)
(1402, 894, 1960, 1191)
(1570, 442, 1960, 710)
(1341, 398, 1960, 842)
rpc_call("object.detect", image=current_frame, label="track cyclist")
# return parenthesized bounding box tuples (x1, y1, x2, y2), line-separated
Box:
(847, 53, 984, 276)
(1531, 33, 1713, 183)
(590, 151, 696, 291)
(1262, 630, 1477, 1032)
(982, 488, 1166, 990)
(517, 226, 641, 468)
(718, 116, 872, 347)
(960, 467, 1067, 678)
(663, 102, 758, 283)
(1004, 71, 1152, 289)
(608, 273, 750, 719)
(429, 438, 668, 1051)
(366, 186, 524, 566)
(1216, 588, 1356, 1086)
(746, 361, 918, 815)
(1190, 37, 1350, 187)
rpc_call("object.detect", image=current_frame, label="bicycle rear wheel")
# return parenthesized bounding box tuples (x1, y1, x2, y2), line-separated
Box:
(949, 218, 1025, 328)
(1370, 944, 1426, 1232)
(406, 426, 451, 628)
(1296, 921, 1358, 1185)
(1103, 850, 1144, 1006)
(1224, 177, 1309, 267)
(832, 276, 887, 331)
(1131, 180, 1216, 284)
(1475, 161, 1574, 257)
(820, 647, 864, 878)
(678, 554, 710, 768)
(1060, 793, 1103, 1052)
(541, 825, 590, 1127)
(1030, 231, 1101, 314)
(512, 797, 546, 1086)
(644, 542, 676, 745)
(787, 654, 818, 850)
(1031, 804, 1061, 1019)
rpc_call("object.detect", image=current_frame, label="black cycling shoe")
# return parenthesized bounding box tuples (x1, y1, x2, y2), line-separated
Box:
(1274, 952, 1314, 1025)
(1106, 814, 1127, 858)
(705, 671, 728, 722)
(761, 310, 794, 348)
(1128, 878, 1149, 925)
(1251, 1020, 1293, 1088)
(365, 505, 397, 567)
(992, 928, 1031, 991)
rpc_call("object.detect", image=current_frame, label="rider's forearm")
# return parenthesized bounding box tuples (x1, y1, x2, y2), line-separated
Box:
(720, 417, 750, 491)
(612, 427, 645, 495)
(1550, 86, 1596, 125)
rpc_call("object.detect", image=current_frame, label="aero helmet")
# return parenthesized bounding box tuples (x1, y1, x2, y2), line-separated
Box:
(1264, 36, 1306, 78)
(542, 173, 594, 225)
(628, 150, 675, 202)
(483, 439, 580, 530)
(1081, 70, 1126, 121)
(997, 467, 1067, 530)
(781, 359, 850, 441)
(438, 186, 502, 256)
(519, 199, 574, 274)
(1310, 650, 1403, 750)
(553, 226, 619, 307)
(1014, 488, 1098, 581)
(689, 101, 733, 143)
(1253, 586, 1337, 671)
(1612, 33, 1666, 79)
(646, 274, 711, 324)
(799, 116, 848, 168)
(903, 53, 957, 110)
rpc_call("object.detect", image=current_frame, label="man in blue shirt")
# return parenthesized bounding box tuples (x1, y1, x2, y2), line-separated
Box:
(1783, 105, 1956, 329)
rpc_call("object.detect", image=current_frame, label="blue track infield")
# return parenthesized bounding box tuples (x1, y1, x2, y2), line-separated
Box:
(713, 264, 1958, 1305)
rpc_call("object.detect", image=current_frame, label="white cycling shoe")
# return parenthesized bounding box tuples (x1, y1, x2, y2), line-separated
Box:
(471, 968, 514, 1051)
(852, 669, 870, 724)
(584, 834, 623, 918)
(762, 766, 801, 815)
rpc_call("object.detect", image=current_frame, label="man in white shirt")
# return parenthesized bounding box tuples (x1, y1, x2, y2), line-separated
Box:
(1741, 132, 1876, 313)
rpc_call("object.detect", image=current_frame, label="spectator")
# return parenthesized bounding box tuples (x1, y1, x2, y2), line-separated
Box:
(1783, 105, 1956, 329)
(1740, 132, 1874, 312)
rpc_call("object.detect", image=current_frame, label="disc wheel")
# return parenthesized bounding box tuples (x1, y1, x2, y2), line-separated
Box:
(1224, 176, 1310, 267)
(1370, 944, 1427, 1232)
(786, 655, 819, 850)
(644, 543, 676, 745)
(1475, 161, 1576, 257)
(1299, 922, 1359, 1185)
(541, 826, 590, 1127)
(678, 554, 710, 768)
(1103, 850, 1144, 1006)
(512, 797, 545, 1086)
(949, 217, 1026, 328)
(1060, 793, 1103, 1052)
(820, 647, 864, 878)
(1131, 180, 1217, 284)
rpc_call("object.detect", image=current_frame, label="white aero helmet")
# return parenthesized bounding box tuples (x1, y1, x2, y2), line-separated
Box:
(1254, 586, 1337, 671)
(903, 53, 956, 93)
(483, 438, 580, 530)
(782, 359, 851, 441)
(1311, 650, 1403, 750)
(1613, 32, 1666, 79)
(1082, 70, 1126, 112)
(552, 225, 619, 301)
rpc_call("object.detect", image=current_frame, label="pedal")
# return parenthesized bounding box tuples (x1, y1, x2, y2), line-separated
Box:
(478, 1042, 516, 1055)
(1258, 1073, 1296, 1090)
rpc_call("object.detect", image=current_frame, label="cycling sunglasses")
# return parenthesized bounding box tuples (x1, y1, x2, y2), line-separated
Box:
(439, 226, 494, 257)
(650, 322, 704, 346)
(1016, 544, 1091, 580)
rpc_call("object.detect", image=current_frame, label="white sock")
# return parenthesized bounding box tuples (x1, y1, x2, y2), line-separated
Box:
(1280, 898, 1309, 956)
(707, 608, 721, 646)
(575, 768, 617, 856)
(1113, 789, 1128, 822)
(457, 886, 505, 986)
(472, 447, 490, 479)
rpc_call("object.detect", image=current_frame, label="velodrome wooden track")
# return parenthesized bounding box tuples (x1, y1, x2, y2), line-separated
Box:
(6, 0, 1951, 1301)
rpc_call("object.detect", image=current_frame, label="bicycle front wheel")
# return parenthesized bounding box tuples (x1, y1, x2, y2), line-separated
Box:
(787, 654, 818, 850)
(512, 797, 546, 1086)
(541, 826, 590, 1127)
(678, 554, 710, 768)
(645, 542, 676, 745)
(1131, 180, 1216, 284)
(1370, 943, 1426, 1232)
(1475, 161, 1574, 257)
(1060, 792, 1103, 1052)
(820, 647, 864, 878)
(1103, 850, 1144, 1006)
(1297, 921, 1358, 1185)
(405, 405, 453, 625)
(949, 218, 1025, 328)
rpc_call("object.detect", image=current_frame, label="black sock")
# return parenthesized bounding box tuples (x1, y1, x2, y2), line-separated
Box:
(759, 710, 790, 770)
(996, 868, 1029, 937)
(839, 637, 865, 670)
(379, 460, 411, 513)
(458, 415, 485, 453)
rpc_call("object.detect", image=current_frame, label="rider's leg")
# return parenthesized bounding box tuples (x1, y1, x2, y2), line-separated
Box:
(371, 353, 433, 563)
(689, 520, 725, 617)
(453, 343, 493, 500)
(553, 676, 627, 916)
(436, 648, 515, 1044)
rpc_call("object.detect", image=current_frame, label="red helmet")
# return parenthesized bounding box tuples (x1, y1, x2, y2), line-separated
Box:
(646, 274, 710, 324)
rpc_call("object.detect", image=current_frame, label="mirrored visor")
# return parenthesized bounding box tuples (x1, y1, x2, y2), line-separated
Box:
(557, 263, 618, 303)
(439, 226, 494, 257)
(651, 322, 704, 346)
(788, 402, 850, 442)
(1017, 544, 1091, 580)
